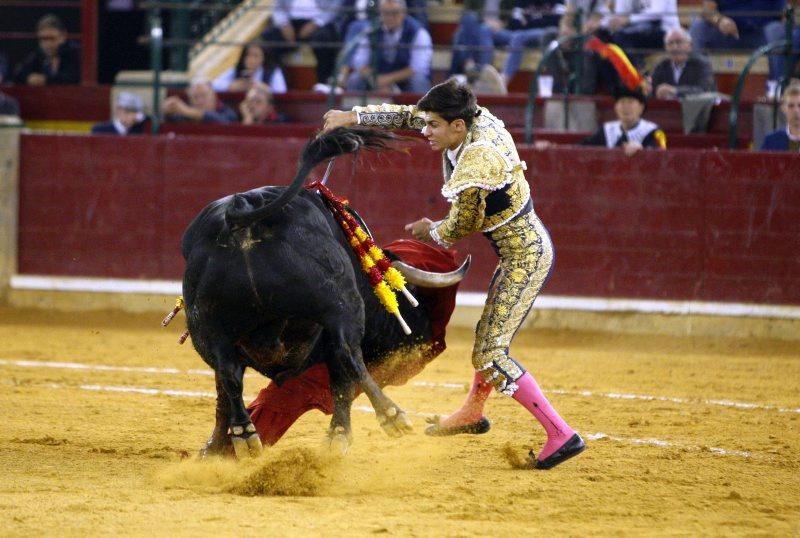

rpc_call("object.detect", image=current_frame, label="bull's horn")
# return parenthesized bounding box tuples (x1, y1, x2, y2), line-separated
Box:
(392, 255, 471, 288)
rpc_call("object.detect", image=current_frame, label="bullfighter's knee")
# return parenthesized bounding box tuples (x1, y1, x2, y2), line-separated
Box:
(472, 348, 526, 396)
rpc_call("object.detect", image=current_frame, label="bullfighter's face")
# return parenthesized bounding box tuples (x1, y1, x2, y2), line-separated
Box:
(420, 111, 467, 152)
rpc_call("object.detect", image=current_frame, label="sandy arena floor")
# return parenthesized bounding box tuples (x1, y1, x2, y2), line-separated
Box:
(0, 305, 798, 536)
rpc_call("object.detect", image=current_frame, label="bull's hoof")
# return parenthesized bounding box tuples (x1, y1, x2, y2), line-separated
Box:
(424, 416, 491, 436)
(230, 423, 263, 459)
(377, 406, 413, 438)
(326, 426, 351, 455)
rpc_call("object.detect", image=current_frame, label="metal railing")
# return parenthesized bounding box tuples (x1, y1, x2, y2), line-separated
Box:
(728, 2, 797, 148)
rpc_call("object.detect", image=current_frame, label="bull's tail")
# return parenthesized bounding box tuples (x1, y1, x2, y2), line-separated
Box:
(225, 127, 398, 229)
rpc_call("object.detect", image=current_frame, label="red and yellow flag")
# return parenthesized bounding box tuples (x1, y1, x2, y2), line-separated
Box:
(585, 36, 644, 91)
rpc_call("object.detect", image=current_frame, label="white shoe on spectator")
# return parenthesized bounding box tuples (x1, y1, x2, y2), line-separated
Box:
(472, 65, 507, 96)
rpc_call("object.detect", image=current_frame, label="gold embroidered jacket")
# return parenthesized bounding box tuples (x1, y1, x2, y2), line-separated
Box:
(354, 104, 531, 247)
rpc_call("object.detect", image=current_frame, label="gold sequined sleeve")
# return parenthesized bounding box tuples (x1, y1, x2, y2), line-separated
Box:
(353, 104, 426, 130)
(430, 187, 486, 247)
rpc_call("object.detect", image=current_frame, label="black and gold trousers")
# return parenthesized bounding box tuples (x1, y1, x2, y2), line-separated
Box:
(472, 207, 554, 396)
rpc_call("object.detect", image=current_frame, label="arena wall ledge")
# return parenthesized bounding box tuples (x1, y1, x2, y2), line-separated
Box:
(3, 132, 800, 340)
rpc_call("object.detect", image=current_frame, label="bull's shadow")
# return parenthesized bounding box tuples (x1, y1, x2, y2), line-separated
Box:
(179, 128, 469, 458)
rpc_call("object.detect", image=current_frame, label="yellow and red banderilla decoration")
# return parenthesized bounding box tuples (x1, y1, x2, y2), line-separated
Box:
(307, 180, 418, 335)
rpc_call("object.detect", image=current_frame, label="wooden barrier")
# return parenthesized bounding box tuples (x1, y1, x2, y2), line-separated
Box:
(16, 133, 800, 305)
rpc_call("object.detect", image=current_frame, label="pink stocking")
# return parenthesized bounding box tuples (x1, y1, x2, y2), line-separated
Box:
(436, 371, 493, 428)
(512, 372, 575, 460)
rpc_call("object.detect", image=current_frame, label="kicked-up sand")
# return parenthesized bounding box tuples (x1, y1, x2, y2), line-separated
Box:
(0, 305, 798, 536)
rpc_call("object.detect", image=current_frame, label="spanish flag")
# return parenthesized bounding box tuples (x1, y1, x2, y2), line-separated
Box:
(585, 36, 643, 91)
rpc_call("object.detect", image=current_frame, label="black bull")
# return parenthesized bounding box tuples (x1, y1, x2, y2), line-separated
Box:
(180, 128, 469, 457)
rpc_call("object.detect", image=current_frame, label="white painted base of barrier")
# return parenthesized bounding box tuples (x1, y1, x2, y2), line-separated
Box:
(10, 274, 800, 320)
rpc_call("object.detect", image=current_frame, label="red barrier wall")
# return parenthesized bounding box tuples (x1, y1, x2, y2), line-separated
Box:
(17, 134, 800, 305)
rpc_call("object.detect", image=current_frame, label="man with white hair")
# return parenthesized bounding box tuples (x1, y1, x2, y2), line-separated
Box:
(649, 26, 716, 100)
(161, 79, 238, 123)
(346, 0, 432, 93)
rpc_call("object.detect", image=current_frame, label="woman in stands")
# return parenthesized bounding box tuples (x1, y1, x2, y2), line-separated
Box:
(212, 41, 288, 94)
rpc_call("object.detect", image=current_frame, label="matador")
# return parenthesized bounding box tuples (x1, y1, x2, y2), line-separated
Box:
(322, 79, 585, 469)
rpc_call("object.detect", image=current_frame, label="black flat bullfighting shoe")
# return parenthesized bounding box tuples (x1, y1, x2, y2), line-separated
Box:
(424, 416, 491, 436)
(531, 433, 586, 470)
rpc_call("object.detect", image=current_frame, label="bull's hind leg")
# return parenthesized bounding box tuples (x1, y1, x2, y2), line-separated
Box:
(210, 342, 263, 459)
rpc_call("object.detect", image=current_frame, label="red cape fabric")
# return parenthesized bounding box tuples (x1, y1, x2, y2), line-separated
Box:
(247, 239, 460, 445)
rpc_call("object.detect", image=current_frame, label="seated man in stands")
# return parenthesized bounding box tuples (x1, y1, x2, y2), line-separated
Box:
(345, 0, 432, 93)
(239, 82, 289, 124)
(650, 26, 717, 99)
(91, 92, 146, 135)
(13, 14, 80, 86)
(689, 0, 787, 93)
(260, 0, 342, 88)
(761, 81, 800, 150)
(162, 79, 238, 124)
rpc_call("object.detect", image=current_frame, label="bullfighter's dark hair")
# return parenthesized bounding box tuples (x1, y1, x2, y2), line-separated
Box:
(416, 78, 480, 128)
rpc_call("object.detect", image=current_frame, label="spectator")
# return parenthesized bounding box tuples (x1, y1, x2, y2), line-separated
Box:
(91, 92, 146, 135)
(346, 0, 432, 93)
(13, 14, 80, 85)
(650, 26, 716, 99)
(239, 82, 290, 124)
(212, 41, 288, 94)
(0, 90, 20, 116)
(448, 0, 562, 93)
(162, 79, 238, 123)
(0, 52, 9, 83)
(761, 81, 800, 150)
(689, 1, 787, 91)
(497, 0, 563, 88)
(770, 5, 800, 96)
(606, 0, 680, 68)
(547, 0, 610, 93)
(438, 0, 505, 94)
(582, 86, 667, 154)
(261, 0, 342, 87)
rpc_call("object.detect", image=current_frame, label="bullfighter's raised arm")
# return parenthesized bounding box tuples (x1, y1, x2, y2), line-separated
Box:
(322, 104, 425, 132)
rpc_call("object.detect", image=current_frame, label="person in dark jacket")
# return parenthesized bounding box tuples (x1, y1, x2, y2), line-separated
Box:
(761, 82, 800, 151)
(91, 92, 146, 135)
(13, 14, 80, 85)
(346, 0, 432, 93)
(650, 26, 716, 100)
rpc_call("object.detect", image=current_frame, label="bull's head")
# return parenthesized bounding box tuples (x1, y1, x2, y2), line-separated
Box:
(392, 255, 471, 288)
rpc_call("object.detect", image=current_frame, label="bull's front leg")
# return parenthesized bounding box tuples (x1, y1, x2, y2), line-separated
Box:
(331, 339, 412, 440)
(214, 348, 263, 459)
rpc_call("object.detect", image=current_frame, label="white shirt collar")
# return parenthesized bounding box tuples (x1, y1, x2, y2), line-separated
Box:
(787, 125, 800, 142)
(446, 143, 462, 167)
